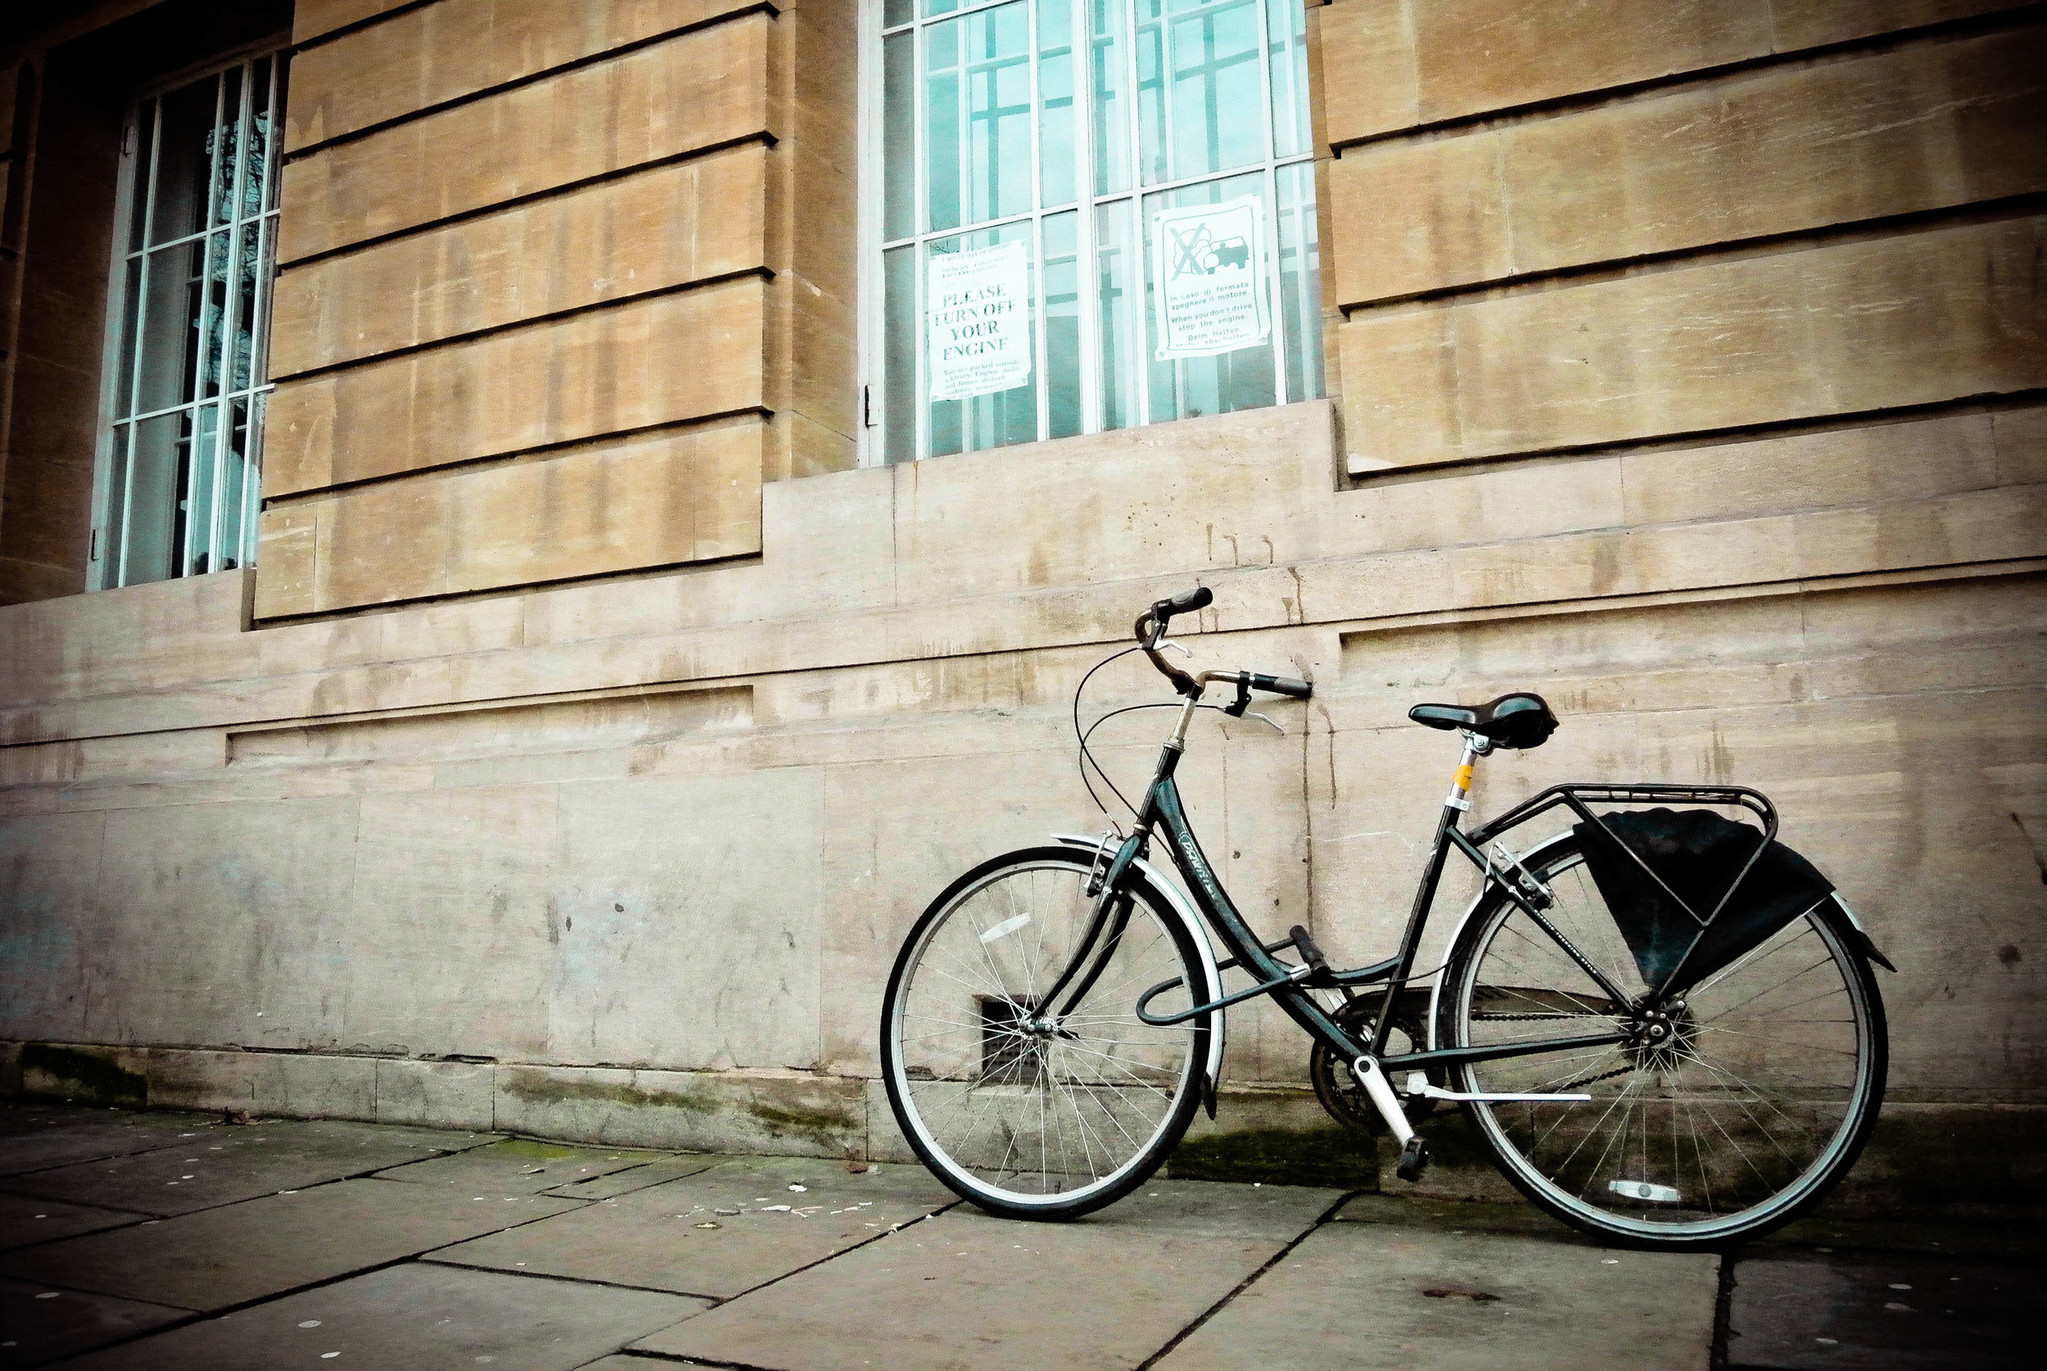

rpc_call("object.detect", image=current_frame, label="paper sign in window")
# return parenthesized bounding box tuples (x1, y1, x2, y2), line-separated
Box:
(1152, 196, 1270, 361)
(927, 241, 1033, 403)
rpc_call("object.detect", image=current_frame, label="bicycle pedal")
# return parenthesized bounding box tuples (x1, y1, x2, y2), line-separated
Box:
(1396, 1135, 1431, 1183)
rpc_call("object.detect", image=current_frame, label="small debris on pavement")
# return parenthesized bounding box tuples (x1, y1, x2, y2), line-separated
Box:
(1423, 1288, 1500, 1303)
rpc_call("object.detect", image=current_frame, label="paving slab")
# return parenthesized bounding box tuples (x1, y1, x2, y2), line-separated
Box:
(373, 1138, 677, 1196)
(0, 1104, 222, 1178)
(0, 1276, 190, 1367)
(0, 1119, 497, 1216)
(633, 1179, 1343, 1370)
(54, 1261, 708, 1370)
(1726, 1251, 2041, 1370)
(542, 1153, 724, 1200)
(1154, 1211, 1719, 1370)
(0, 1192, 145, 1252)
(0, 1178, 581, 1312)
(429, 1155, 956, 1299)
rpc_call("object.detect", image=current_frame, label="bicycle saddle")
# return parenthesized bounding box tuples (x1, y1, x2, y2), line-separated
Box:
(1408, 692, 1558, 749)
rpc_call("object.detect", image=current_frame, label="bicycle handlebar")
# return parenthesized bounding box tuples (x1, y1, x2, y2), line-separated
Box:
(1132, 588, 1313, 703)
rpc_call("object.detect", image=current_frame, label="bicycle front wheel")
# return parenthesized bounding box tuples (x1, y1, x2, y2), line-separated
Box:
(881, 848, 1213, 1219)
(1439, 836, 1887, 1248)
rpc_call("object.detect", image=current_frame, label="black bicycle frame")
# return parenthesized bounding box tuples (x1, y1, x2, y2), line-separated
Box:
(1049, 735, 1635, 1075)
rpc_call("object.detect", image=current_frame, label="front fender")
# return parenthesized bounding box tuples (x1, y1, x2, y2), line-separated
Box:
(1053, 833, 1228, 1114)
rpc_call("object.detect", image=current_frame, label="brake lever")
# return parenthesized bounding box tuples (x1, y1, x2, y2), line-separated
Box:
(1157, 639, 1192, 658)
(1246, 711, 1283, 734)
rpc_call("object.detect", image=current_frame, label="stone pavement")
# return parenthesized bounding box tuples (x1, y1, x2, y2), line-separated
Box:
(0, 1101, 2036, 1369)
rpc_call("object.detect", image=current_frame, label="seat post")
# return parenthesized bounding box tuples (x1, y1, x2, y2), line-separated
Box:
(1444, 733, 1485, 815)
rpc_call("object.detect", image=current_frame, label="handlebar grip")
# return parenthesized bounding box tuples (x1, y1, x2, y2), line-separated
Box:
(1161, 586, 1212, 615)
(1250, 673, 1313, 700)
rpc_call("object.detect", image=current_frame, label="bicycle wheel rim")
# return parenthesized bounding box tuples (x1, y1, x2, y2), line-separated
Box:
(884, 857, 1205, 1211)
(1447, 847, 1882, 1244)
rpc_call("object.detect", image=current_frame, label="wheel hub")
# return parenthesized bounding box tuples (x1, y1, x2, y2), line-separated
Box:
(1623, 999, 1697, 1070)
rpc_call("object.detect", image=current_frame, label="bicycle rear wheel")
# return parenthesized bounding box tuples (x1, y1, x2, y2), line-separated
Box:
(1438, 835, 1886, 1248)
(881, 848, 1213, 1220)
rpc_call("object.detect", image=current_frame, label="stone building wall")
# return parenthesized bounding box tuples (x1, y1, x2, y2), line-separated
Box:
(0, 0, 2041, 1192)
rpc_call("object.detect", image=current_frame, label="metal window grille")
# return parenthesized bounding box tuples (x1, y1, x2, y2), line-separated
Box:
(91, 45, 288, 589)
(863, 0, 1322, 466)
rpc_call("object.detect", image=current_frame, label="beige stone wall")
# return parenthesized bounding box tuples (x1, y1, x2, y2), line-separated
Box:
(0, 0, 2041, 1177)
(257, 0, 858, 618)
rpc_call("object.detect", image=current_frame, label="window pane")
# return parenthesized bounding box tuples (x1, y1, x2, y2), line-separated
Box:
(1267, 0, 1310, 160)
(1095, 198, 1139, 431)
(122, 412, 183, 586)
(182, 401, 221, 576)
(1142, 0, 1264, 185)
(1143, 171, 1275, 422)
(1044, 211, 1082, 439)
(1091, 0, 1130, 195)
(927, 223, 1038, 457)
(926, 4, 1034, 234)
(1038, 0, 1076, 209)
(149, 76, 220, 246)
(884, 246, 918, 463)
(112, 258, 143, 418)
(205, 65, 243, 232)
(884, 32, 916, 239)
(126, 99, 157, 252)
(887, 0, 914, 24)
(1277, 160, 1322, 404)
(134, 239, 200, 413)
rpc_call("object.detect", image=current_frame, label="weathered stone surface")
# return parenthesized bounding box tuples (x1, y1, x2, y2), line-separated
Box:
(634, 1182, 1339, 1366)
(278, 14, 777, 262)
(1340, 216, 2047, 468)
(430, 1154, 954, 1297)
(1726, 1251, 2040, 1369)
(1329, 25, 2047, 302)
(0, 1180, 580, 1312)
(1156, 1213, 1718, 1369)
(0, 1191, 142, 1251)
(0, 1101, 215, 1177)
(493, 1067, 862, 1157)
(265, 280, 768, 496)
(1318, 0, 2027, 146)
(374, 1137, 670, 1195)
(59, 1261, 708, 1370)
(0, 1119, 489, 1217)
(375, 1058, 497, 1132)
(270, 143, 771, 375)
(287, 0, 763, 150)
(0, 1278, 190, 1367)
(293, 0, 411, 44)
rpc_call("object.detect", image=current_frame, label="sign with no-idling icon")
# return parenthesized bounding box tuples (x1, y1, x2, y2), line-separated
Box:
(1153, 196, 1270, 361)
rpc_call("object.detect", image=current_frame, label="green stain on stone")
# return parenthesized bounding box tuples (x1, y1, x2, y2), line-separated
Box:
(21, 1043, 147, 1106)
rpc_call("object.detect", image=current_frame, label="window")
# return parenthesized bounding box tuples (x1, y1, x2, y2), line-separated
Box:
(91, 46, 287, 588)
(865, 0, 1321, 465)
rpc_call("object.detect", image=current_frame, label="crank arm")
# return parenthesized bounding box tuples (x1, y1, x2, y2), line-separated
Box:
(1350, 1056, 1416, 1145)
(1405, 1072, 1590, 1104)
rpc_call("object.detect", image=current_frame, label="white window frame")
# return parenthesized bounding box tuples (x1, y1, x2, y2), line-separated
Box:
(87, 35, 288, 591)
(857, 0, 1319, 467)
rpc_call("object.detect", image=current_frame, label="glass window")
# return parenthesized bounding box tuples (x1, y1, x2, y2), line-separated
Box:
(93, 47, 288, 588)
(871, 0, 1319, 464)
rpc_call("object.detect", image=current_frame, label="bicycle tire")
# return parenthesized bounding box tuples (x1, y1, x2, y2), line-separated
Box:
(1437, 835, 1887, 1249)
(881, 847, 1214, 1220)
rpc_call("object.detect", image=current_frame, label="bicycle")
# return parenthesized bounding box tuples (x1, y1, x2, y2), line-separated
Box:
(880, 587, 1892, 1248)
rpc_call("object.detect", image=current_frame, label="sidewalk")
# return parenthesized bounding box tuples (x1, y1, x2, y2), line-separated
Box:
(0, 1101, 2034, 1369)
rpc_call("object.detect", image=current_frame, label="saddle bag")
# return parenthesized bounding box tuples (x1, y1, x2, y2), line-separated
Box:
(1571, 808, 1834, 994)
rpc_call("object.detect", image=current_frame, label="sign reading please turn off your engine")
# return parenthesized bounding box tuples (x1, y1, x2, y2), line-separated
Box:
(927, 240, 1033, 403)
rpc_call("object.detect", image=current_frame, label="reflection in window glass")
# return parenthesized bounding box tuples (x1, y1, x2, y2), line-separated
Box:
(95, 47, 287, 589)
(876, 0, 1320, 463)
